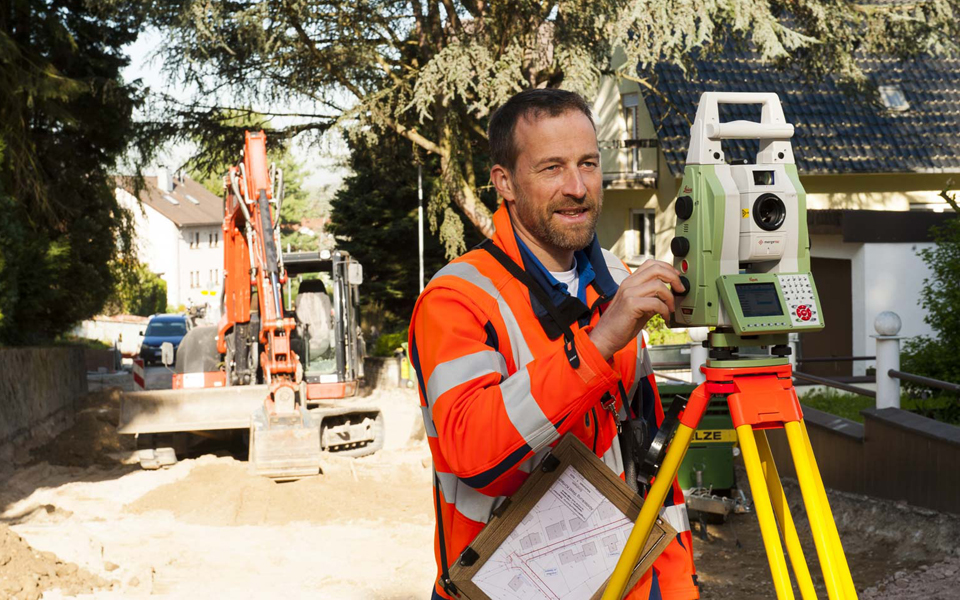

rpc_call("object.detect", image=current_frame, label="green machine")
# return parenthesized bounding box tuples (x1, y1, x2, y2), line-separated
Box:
(669, 92, 825, 351)
(662, 92, 827, 522)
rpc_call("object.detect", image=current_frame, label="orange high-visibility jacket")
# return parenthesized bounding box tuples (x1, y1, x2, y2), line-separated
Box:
(410, 204, 698, 600)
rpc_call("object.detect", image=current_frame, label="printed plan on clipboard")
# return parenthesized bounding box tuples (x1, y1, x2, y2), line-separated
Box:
(472, 466, 639, 599)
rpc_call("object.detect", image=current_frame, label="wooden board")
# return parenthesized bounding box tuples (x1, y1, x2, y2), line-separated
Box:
(449, 434, 676, 600)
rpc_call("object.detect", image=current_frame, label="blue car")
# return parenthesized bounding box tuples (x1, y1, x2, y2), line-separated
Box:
(139, 314, 192, 365)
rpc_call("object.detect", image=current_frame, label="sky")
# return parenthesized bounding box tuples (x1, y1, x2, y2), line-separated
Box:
(121, 28, 348, 197)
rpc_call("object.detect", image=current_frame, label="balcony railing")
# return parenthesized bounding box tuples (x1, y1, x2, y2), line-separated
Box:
(600, 138, 659, 188)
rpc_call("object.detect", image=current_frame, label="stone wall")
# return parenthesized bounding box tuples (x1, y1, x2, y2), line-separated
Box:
(363, 356, 403, 390)
(0, 347, 87, 462)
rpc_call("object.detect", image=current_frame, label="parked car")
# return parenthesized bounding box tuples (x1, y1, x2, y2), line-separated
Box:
(139, 314, 192, 365)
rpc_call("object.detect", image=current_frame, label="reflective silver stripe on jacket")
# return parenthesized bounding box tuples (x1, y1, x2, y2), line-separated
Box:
(434, 469, 504, 524)
(426, 349, 508, 410)
(518, 447, 551, 474)
(421, 405, 438, 438)
(601, 249, 631, 286)
(660, 504, 691, 533)
(430, 261, 534, 369)
(627, 336, 653, 401)
(500, 368, 559, 453)
(601, 436, 625, 476)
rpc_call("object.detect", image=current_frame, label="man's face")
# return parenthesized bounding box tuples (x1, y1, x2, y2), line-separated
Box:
(498, 110, 603, 255)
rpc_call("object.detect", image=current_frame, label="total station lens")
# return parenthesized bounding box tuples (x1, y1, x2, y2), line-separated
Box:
(753, 194, 786, 232)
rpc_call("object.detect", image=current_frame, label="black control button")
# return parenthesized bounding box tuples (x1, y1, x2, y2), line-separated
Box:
(675, 276, 690, 296)
(675, 195, 694, 220)
(671, 236, 690, 257)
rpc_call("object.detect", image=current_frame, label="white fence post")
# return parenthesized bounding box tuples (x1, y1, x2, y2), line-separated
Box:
(872, 311, 903, 410)
(689, 328, 709, 384)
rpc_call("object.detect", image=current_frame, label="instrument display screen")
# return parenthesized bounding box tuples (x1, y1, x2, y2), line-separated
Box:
(735, 283, 784, 317)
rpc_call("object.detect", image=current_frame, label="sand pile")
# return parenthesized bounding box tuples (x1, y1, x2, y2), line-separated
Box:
(126, 453, 432, 527)
(0, 524, 113, 599)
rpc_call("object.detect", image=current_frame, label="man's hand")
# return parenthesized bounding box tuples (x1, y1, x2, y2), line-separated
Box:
(588, 260, 685, 360)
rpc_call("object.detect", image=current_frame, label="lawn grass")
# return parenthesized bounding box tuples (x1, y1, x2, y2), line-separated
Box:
(799, 388, 960, 425)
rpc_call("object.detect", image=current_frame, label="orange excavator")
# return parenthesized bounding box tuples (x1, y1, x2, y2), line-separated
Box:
(118, 131, 384, 479)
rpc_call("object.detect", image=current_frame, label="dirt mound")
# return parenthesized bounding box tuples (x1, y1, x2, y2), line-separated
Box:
(0, 524, 112, 599)
(30, 388, 132, 467)
(126, 453, 432, 527)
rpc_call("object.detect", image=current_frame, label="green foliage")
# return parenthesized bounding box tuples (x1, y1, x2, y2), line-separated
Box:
(373, 330, 409, 358)
(104, 261, 168, 317)
(150, 0, 960, 256)
(0, 1, 151, 345)
(902, 217, 960, 388)
(799, 389, 874, 423)
(799, 388, 960, 426)
(329, 134, 483, 330)
(644, 314, 690, 346)
(55, 335, 114, 351)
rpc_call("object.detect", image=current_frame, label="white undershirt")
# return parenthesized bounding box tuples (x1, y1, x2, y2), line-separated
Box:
(549, 257, 579, 299)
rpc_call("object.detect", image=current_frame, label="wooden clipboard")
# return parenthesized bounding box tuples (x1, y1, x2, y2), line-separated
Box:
(449, 434, 676, 600)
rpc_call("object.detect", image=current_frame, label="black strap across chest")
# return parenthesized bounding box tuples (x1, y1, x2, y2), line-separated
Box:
(479, 239, 591, 368)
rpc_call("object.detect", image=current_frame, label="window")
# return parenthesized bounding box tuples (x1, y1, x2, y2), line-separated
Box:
(189, 231, 200, 249)
(879, 85, 910, 112)
(209, 231, 219, 248)
(629, 209, 656, 259)
(621, 93, 640, 172)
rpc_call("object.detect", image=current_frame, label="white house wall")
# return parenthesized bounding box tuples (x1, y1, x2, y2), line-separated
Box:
(177, 225, 224, 315)
(811, 234, 935, 376)
(116, 188, 182, 308)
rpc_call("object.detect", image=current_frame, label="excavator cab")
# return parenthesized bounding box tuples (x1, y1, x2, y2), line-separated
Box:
(284, 250, 382, 457)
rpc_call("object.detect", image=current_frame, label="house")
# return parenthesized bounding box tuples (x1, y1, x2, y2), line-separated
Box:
(592, 48, 959, 378)
(115, 170, 224, 321)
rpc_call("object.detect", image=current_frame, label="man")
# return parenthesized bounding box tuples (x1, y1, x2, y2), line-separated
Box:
(410, 89, 698, 599)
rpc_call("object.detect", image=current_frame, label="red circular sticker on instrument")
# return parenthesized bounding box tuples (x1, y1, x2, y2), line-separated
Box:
(796, 305, 812, 321)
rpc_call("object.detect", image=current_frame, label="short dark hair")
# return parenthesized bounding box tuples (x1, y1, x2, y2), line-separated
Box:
(487, 89, 595, 172)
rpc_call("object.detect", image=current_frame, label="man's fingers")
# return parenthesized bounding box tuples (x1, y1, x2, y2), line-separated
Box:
(634, 281, 675, 315)
(625, 262, 684, 295)
(635, 297, 671, 321)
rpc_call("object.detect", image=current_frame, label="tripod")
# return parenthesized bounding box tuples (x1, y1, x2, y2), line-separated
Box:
(603, 358, 858, 600)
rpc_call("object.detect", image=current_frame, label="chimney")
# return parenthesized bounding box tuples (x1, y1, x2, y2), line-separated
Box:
(156, 167, 174, 193)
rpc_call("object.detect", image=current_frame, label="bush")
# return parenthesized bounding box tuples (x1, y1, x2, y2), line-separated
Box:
(901, 216, 960, 389)
(799, 388, 960, 425)
(373, 329, 409, 357)
(104, 261, 168, 317)
(644, 314, 690, 345)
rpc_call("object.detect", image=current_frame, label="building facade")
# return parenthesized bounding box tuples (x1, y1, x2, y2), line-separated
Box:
(116, 170, 224, 321)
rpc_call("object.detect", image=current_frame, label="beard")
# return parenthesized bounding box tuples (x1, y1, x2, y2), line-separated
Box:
(512, 185, 603, 252)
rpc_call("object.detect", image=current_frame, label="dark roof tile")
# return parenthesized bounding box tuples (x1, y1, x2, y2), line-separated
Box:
(644, 49, 960, 176)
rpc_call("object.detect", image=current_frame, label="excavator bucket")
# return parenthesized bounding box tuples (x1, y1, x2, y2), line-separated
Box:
(120, 386, 323, 480)
(119, 385, 270, 434)
(249, 405, 322, 480)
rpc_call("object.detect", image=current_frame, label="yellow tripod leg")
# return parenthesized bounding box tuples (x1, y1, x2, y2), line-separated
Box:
(799, 421, 858, 599)
(737, 424, 796, 600)
(601, 423, 695, 600)
(756, 430, 818, 600)
(784, 421, 844, 599)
